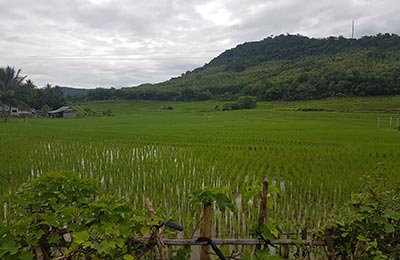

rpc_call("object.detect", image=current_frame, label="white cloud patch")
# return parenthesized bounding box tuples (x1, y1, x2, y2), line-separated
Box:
(0, 0, 399, 88)
(196, 1, 240, 26)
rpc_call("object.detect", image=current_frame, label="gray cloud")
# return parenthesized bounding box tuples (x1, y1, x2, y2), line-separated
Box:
(1, 0, 399, 88)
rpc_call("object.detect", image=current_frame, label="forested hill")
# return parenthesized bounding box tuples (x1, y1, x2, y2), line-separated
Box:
(76, 34, 400, 102)
(203, 34, 400, 72)
(61, 87, 90, 96)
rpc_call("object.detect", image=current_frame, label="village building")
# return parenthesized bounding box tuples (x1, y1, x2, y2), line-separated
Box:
(48, 106, 76, 118)
(10, 107, 19, 116)
(8, 106, 33, 117)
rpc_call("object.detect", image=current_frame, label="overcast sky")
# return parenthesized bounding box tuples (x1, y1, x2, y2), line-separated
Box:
(1, 0, 399, 88)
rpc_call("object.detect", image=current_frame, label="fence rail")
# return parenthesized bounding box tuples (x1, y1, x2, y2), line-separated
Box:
(163, 238, 326, 246)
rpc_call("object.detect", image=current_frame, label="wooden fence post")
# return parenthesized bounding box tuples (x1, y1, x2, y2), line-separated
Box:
(282, 244, 289, 259)
(255, 178, 269, 252)
(324, 228, 336, 260)
(145, 198, 168, 260)
(200, 203, 212, 260)
(299, 226, 308, 257)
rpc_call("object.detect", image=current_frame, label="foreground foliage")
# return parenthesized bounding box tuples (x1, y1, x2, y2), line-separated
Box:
(1, 167, 399, 259)
(0, 173, 173, 259)
(324, 168, 400, 259)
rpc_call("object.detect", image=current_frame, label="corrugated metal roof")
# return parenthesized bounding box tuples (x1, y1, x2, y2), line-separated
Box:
(48, 106, 73, 113)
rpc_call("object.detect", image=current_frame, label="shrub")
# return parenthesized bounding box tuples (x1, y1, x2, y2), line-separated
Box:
(237, 96, 257, 109)
(222, 102, 240, 111)
(0, 173, 175, 259)
(323, 168, 400, 259)
(102, 109, 114, 116)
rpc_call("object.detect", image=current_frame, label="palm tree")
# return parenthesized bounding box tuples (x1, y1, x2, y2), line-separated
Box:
(0, 66, 27, 122)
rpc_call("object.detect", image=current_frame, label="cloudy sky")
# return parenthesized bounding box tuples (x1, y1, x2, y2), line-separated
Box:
(1, 0, 399, 88)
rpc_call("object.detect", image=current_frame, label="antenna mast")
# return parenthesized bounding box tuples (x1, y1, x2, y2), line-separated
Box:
(351, 20, 355, 39)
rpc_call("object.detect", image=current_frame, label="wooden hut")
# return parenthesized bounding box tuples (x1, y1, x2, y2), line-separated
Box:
(48, 106, 76, 118)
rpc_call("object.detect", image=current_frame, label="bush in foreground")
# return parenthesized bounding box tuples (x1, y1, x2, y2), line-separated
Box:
(0, 173, 174, 259)
(323, 168, 400, 260)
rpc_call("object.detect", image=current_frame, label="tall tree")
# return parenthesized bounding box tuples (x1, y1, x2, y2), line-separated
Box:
(0, 66, 27, 122)
(37, 84, 66, 109)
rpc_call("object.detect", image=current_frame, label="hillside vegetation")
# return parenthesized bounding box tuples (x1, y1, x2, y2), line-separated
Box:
(74, 33, 400, 102)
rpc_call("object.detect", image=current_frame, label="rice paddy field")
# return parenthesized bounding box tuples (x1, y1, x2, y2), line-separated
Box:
(1, 96, 400, 239)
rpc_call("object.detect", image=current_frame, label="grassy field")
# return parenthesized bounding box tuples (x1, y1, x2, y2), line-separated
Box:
(1, 96, 400, 237)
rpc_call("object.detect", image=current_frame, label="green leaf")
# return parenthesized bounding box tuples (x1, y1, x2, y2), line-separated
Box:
(266, 198, 274, 207)
(255, 248, 270, 258)
(0, 237, 20, 257)
(266, 256, 282, 260)
(266, 222, 280, 238)
(255, 248, 282, 259)
(118, 223, 132, 236)
(140, 226, 150, 235)
(0, 225, 10, 236)
(171, 246, 191, 260)
(25, 229, 46, 245)
(268, 185, 280, 194)
(130, 216, 146, 223)
(98, 240, 116, 255)
(73, 231, 90, 244)
(341, 231, 349, 238)
(357, 234, 368, 242)
(114, 238, 125, 249)
(261, 228, 275, 241)
(47, 233, 62, 244)
(105, 225, 120, 236)
(383, 209, 400, 220)
(123, 255, 135, 260)
(82, 241, 94, 249)
(383, 223, 395, 234)
(19, 248, 35, 260)
(190, 187, 233, 212)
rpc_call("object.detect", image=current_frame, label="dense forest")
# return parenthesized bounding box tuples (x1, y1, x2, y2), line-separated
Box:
(72, 33, 400, 102)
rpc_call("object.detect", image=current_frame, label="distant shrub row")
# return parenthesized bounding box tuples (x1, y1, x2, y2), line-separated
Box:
(222, 96, 257, 111)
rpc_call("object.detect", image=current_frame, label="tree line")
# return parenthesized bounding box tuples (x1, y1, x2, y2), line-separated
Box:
(0, 66, 66, 121)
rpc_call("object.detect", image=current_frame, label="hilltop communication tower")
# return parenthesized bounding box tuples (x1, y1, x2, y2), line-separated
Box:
(351, 20, 355, 39)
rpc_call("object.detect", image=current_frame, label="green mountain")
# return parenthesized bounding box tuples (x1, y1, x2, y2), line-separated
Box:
(61, 87, 90, 96)
(203, 34, 400, 72)
(81, 34, 400, 101)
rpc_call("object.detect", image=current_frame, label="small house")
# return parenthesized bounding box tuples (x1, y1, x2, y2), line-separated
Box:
(10, 107, 19, 116)
(10, 107, 33, 117)
(48, 106, 76, 118)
